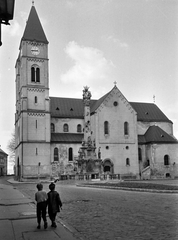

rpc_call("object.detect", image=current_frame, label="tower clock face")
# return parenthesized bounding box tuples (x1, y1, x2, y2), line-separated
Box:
(31, 46, 40, 55)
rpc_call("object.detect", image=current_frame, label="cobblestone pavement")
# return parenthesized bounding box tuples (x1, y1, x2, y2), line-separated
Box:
(14, 180, 178, 240)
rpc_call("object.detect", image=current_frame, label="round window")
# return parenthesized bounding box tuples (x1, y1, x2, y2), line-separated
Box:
(113, 101, 118, 106)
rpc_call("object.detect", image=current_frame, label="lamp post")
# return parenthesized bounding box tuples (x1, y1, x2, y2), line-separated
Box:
(0, 0, 15, 46)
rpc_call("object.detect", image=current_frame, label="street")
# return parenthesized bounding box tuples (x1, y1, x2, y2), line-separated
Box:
(11, 178, 178, 240)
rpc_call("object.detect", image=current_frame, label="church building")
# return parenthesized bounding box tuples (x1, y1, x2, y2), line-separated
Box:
(15, 5, 178, 180)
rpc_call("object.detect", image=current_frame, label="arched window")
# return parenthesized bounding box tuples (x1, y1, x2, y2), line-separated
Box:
(124, 122, 129, 135)
(164, 155, 170, 166)
(31, 67, 35, 82)
(69, 148, 73, 161)
(36, 68, 40, 82)
(63, 123, 69, 132)
(54, 148, 59, 161)
(126, 158, 130, 166)
(35, 96, 38, 104)
(77, 124, 82, 132)
(104, 121, 109, 135)
(51, 123, 55, 133)
(31, 65, 40, 83)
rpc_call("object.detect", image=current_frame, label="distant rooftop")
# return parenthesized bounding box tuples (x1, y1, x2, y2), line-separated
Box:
(0, 148, 8, 156)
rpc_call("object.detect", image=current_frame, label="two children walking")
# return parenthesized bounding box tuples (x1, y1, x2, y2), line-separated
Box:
(35, 182, 62, 229)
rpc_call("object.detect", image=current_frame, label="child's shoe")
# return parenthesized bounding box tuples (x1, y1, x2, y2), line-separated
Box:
(37, 225, 41, 229)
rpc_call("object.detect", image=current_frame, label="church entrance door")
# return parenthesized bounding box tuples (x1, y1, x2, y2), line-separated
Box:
(103, 159, 113, 173)
(104, 166, 110, 172)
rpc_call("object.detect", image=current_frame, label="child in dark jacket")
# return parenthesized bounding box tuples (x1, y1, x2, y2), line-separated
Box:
(35, 183, 48, 229)
(47, 182, 62, 228)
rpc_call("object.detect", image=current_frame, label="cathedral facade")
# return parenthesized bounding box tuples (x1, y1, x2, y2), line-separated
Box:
(15, 6, 178, 180)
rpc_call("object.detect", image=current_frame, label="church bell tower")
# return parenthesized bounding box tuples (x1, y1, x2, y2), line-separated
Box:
(15, 4, 51, 179)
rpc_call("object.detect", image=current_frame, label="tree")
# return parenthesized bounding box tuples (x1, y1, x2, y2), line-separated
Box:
(7, 130, 15, 164)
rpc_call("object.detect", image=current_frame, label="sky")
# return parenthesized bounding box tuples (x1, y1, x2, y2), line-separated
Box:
(0, 0, 178, 172)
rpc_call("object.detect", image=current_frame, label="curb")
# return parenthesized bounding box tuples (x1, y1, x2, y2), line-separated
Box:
(76, 184, 178, 194)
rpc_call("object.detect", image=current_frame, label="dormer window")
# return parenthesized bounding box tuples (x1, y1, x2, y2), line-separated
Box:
(31, 65, 40, 83)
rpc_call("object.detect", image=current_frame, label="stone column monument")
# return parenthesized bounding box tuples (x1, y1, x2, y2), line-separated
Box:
(75, 86, 102, 178)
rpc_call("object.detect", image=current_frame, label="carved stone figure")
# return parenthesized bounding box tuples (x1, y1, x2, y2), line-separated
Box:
(83, 86, 91, 106)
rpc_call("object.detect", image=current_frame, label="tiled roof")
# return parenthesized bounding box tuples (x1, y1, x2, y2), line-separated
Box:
(50, 97, 93, 118)
(51, 133, 84, 143)
(138, 135, 146, 144)
(144, 126, 178, 144)
(21, 6, 48, 43)
(130, 102, 172, 123)
(50, 96, 172, 124)
(90, 91, 111, 114)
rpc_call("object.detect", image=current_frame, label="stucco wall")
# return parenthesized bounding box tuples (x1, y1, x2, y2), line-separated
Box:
(91, 89, 139, 175)
(51, 118, 84, 133)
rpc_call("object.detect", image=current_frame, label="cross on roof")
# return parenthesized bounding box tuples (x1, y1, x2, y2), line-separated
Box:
(114, 81, 117, 86)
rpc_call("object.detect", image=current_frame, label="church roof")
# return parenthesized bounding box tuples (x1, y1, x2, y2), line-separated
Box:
(138, 126, 178, 144)
(90, 91, 112, 114)
(51, 133, 83, 143)
(21, 6, 48, 44)
(130, 102, 172, 123)
(50, 96, 172, 124)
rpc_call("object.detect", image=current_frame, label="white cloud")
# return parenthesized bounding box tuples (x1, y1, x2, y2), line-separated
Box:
(107, 35, 129, 48)
(3, 20, 22, 37)
(60, 41, 115, 93)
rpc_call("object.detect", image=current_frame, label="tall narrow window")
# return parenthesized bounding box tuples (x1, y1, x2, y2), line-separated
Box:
(31, 65, 40, 83)
(63, 123, 69, 132)
(36, 120, 37, 129)
(36, 68, 40, 82)
(69, 148, 73, 161)
(35, 96, 38, 104)
(104, 121, 109, 135)
(164, 155, 170, 166)
(124, 122, 129, 135)
(51, 123, 55, 133)
(31, 67, 35, 82)
(126, 158, 130, 166)
(54, 148, 59, 162)
(77, 124, 82, 132)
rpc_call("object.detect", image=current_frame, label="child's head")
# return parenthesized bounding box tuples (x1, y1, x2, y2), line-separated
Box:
(49, 182, 55, 191)
(36, 183, 43, 191)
